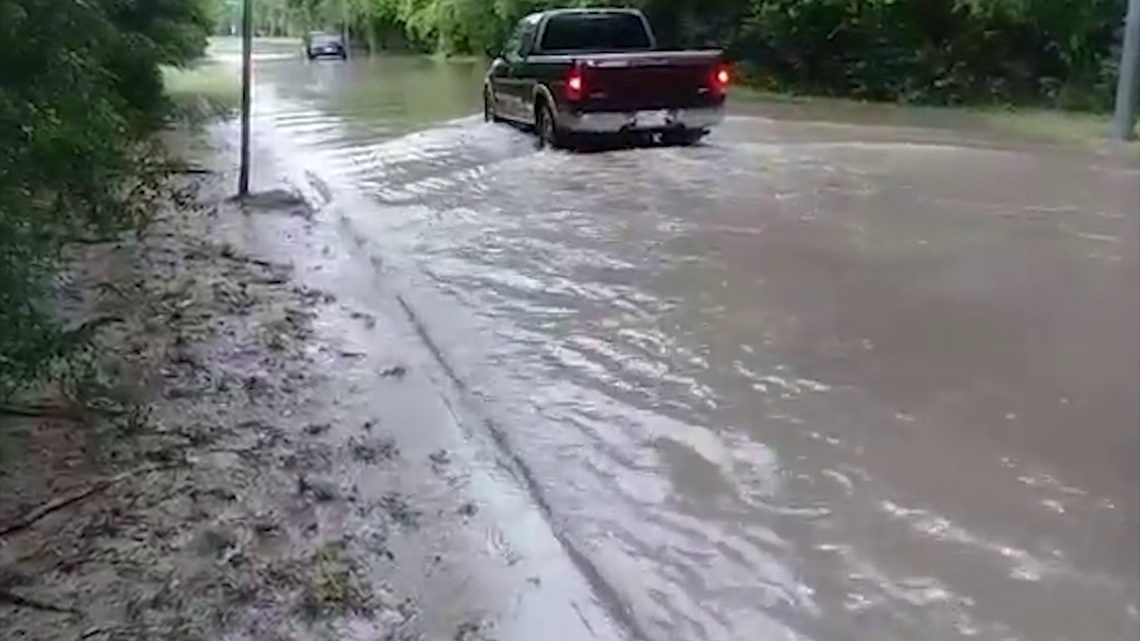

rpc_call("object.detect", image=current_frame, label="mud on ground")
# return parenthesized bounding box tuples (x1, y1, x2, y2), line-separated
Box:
(0, 131, 498, 641)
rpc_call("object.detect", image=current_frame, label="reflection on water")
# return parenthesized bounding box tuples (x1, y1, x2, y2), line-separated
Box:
(231, 37, 1140, 641)
(255, 44, 485, 139)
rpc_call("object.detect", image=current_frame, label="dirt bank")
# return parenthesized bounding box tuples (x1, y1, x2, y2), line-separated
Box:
(0, 125, 619, 641)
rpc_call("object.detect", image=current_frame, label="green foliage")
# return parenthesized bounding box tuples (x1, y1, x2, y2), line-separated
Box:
(0, 0, 213, 403)
(739, 0, 1122, 107)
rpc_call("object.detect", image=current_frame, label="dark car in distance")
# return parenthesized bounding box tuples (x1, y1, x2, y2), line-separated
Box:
(484, 8, 729, 148)
(305, 32, 347, 60)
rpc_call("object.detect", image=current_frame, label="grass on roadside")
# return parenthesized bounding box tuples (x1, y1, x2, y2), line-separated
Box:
(730, 85, 1139, 154)
(301, 542, 369, 618)
(163, 62, 241, 122)
(974, 108, 1139, 153)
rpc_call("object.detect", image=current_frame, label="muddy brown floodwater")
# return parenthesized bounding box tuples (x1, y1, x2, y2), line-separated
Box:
(227, 39, 1139, 641)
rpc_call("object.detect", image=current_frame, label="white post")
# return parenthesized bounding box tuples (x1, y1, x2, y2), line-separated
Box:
(1111, 0, 1140, 141)
(239, 0, 252, 196)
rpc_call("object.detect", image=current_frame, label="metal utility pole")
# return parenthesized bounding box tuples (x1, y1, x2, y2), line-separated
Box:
(1110, 0, 1140, 141)
(239, 0, 253, 196)
(341, 0, 351, 60)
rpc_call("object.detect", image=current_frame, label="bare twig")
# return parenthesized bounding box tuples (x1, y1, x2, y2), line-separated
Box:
(0, 589, 78, 615)
(155, 162, 214, 175)
(69, 237, 121, 245)
(0, 464, 181, 538)
(80, 625, 145, 640)
(0, 404, 82, 421)
(0, 403, 129, 423)
(58, 315, 124, 350)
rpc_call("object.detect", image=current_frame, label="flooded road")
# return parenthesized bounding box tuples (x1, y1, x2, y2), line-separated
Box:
(235, 40, 1139, 641)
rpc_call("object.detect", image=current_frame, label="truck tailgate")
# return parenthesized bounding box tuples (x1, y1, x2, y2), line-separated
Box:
(537, 50, 726, 112)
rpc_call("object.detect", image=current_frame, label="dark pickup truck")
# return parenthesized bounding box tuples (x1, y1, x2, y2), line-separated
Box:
(484, 8, 729, 148)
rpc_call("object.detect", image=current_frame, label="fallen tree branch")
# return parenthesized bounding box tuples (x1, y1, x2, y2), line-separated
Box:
(0, 589, 78, 615)
(0, 464, 181, 539)
(67, 235, 123, 245)
(0, 404, 82, 421)
(155, 162, 214, 175)
(58, 315, 124, 350)
(79, 625, 147, 640)
(0, 402, 127, 422)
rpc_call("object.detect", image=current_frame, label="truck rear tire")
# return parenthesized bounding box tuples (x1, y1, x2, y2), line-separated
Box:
(536, 102, 565, 149)
(484, 89, 500, 123)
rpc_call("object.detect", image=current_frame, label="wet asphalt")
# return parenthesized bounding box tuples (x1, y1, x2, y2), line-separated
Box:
(225, 39, 1139, 641)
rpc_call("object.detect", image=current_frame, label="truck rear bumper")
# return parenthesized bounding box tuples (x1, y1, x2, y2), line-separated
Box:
(558, 106, 725, 133)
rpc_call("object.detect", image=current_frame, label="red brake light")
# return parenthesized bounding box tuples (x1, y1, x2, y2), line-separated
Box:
(711, 63, 731, 95)
(566, 68, 584, 101)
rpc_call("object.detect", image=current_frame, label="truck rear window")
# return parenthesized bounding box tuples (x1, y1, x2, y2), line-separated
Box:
(540, 13, 652, 52)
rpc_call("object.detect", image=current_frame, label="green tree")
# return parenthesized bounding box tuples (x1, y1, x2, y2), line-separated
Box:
(0, 0, 215, 403)
(305, 0, 1121, 109)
